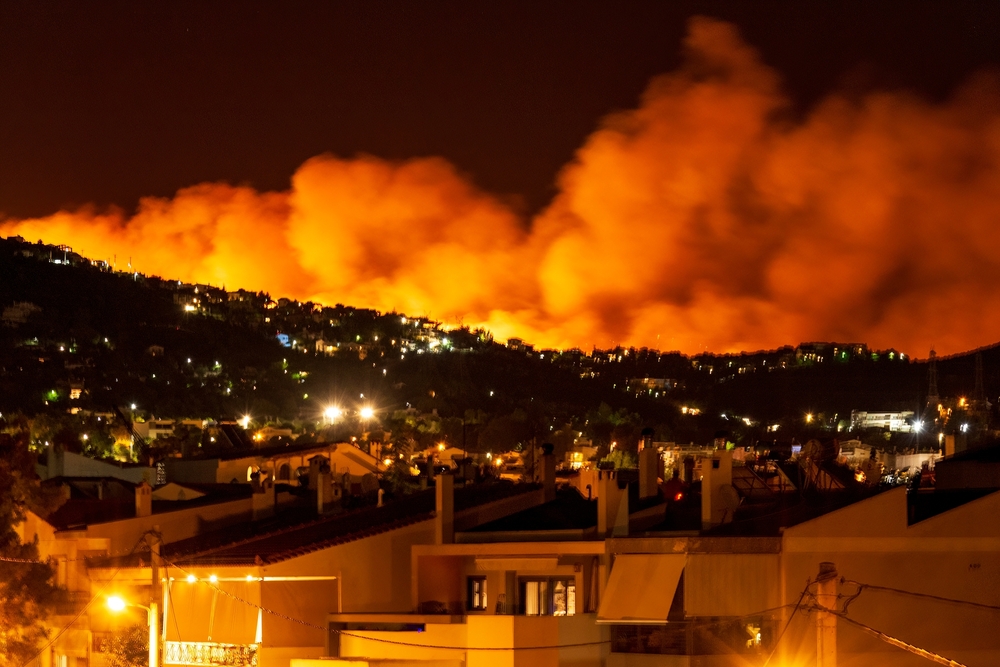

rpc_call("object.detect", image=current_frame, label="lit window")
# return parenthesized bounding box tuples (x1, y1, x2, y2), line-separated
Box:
(520, 578, 575, 616)
(467, 576, 487, 611)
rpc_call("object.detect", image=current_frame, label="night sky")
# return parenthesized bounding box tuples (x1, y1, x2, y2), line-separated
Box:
(4, 2, 998, 218)
(4, 2, 1000, 356)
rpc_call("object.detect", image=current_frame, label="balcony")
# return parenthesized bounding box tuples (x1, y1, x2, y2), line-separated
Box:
(54, 590, 91, 616)
(611, 623, 688, 655)
(163, 641, 258, 667)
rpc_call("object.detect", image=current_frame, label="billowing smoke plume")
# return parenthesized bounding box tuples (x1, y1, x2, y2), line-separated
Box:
(6, 17, 1000, 355)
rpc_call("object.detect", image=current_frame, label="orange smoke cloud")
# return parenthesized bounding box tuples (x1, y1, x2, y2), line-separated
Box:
(5, 17, 1000, 355)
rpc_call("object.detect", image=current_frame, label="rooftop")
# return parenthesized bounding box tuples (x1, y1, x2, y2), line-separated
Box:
(92, 479, 538, 568)
(44, 481, 254, 531)
(467, 487, 597, 533)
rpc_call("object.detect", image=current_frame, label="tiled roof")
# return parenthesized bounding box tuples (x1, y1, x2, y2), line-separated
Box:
(177, 494, 437, 566)
(210, 441, 341, 462)
(45, 482, 254, 531)
(467, 487, 596, 532)
(135, 479, 539, 567)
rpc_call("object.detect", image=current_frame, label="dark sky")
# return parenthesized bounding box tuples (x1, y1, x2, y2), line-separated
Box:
(2, 1, 1000, 220)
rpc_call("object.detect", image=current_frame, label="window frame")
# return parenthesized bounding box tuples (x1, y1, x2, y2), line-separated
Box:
(518, 577, 576, 616)
(467, 575, 488, 611)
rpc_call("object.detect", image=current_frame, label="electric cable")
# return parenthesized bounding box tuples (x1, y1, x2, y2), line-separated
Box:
(157, 553, 806, 653)
(761, 580, 815, 667)
(841, 579, 1000, 613)
(19, 533, 150, 667)
(821, 607, 968, 667)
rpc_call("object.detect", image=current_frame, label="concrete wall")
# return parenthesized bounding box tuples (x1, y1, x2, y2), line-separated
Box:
(780, 488, 1000, 666)
(340, 623, 469, 663)
(266, 519, 437, 614)
(335, 614, 606, 667)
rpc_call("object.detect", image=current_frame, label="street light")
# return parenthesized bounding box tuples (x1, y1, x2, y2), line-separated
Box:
(107, 595, 158, 667)
(359, 406, 374, 420)
(324, 406, 342, 423)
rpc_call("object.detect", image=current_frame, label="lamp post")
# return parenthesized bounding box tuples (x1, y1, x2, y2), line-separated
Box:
(108, 596, 158, 667)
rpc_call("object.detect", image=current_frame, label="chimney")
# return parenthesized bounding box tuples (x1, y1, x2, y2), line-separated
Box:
(317, 470, 331, 514)
(308, 456, 329, 490)
(540, 444, 556, 503)
(639, 427, 654, 452)
(701, 450, 735, 530)
(435, 473, 454, 544)
(597, 470, 629, 537)
(135, 481, 152, 518)
(638, 447, 660, 499)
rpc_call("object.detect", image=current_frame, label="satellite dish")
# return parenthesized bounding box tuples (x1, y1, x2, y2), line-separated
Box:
(719, 485, 741, 523)
(803, 439, 823, 460)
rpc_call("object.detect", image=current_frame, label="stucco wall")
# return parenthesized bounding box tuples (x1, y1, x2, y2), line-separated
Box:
(780, 488, 1000, 666)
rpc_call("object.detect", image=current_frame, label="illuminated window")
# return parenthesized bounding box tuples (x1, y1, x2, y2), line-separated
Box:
(520, 578, 575, 616)
(467, 576, 487, 611)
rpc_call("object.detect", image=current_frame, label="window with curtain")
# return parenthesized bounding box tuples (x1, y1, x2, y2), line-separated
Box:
(520, 578, 575, 616)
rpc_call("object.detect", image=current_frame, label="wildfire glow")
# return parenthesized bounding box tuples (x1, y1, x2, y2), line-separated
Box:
(5, 18, 1000, 355)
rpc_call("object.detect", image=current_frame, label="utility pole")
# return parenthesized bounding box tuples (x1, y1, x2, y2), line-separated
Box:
(815, 562, 838, 667)
(148, 528, 162, 667)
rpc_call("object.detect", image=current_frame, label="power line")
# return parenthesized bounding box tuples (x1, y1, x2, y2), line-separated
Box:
(19, 533, 149, 667)
(157, 553, 800, 653)
(0, 530, 160, 565)
(161, 551, 604, 650)
(842, 579, 1000, 613)
(822, 607, 967, 667)
(761, 581, 815, 667)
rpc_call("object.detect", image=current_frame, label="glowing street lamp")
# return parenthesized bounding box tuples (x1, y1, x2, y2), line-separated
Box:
(239, 415, 251, 429)
(107, 595, 158, 667)
(359, 406, 374, 421)
(324, 406, 342, 423)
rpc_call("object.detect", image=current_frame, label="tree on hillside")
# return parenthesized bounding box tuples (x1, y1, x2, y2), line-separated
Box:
(0, 415, 64, 665)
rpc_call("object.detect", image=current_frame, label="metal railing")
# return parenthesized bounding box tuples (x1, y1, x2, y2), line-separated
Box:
(611, 624, 689, 655)
(163, 641, 258, 667)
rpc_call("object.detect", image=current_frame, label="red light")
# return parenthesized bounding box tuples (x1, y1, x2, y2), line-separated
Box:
(674, 492, 683, 501)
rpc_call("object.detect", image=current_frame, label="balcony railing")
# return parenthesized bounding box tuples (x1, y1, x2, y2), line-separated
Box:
(611, 624, 689, 655)
(54, 590, 91, 616)
(611, 618, 776, 656)
(163, 641, 258, 667)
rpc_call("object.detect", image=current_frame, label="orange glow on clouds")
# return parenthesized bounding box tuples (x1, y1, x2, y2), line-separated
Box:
(5, 17, 1000, 355)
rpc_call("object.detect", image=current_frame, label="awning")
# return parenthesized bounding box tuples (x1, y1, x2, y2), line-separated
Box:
(166, 580, 261, 645)
(597, 554, 685, 624)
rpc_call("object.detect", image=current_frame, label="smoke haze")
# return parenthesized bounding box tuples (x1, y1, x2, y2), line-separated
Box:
(5, 17, 1000, 356)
